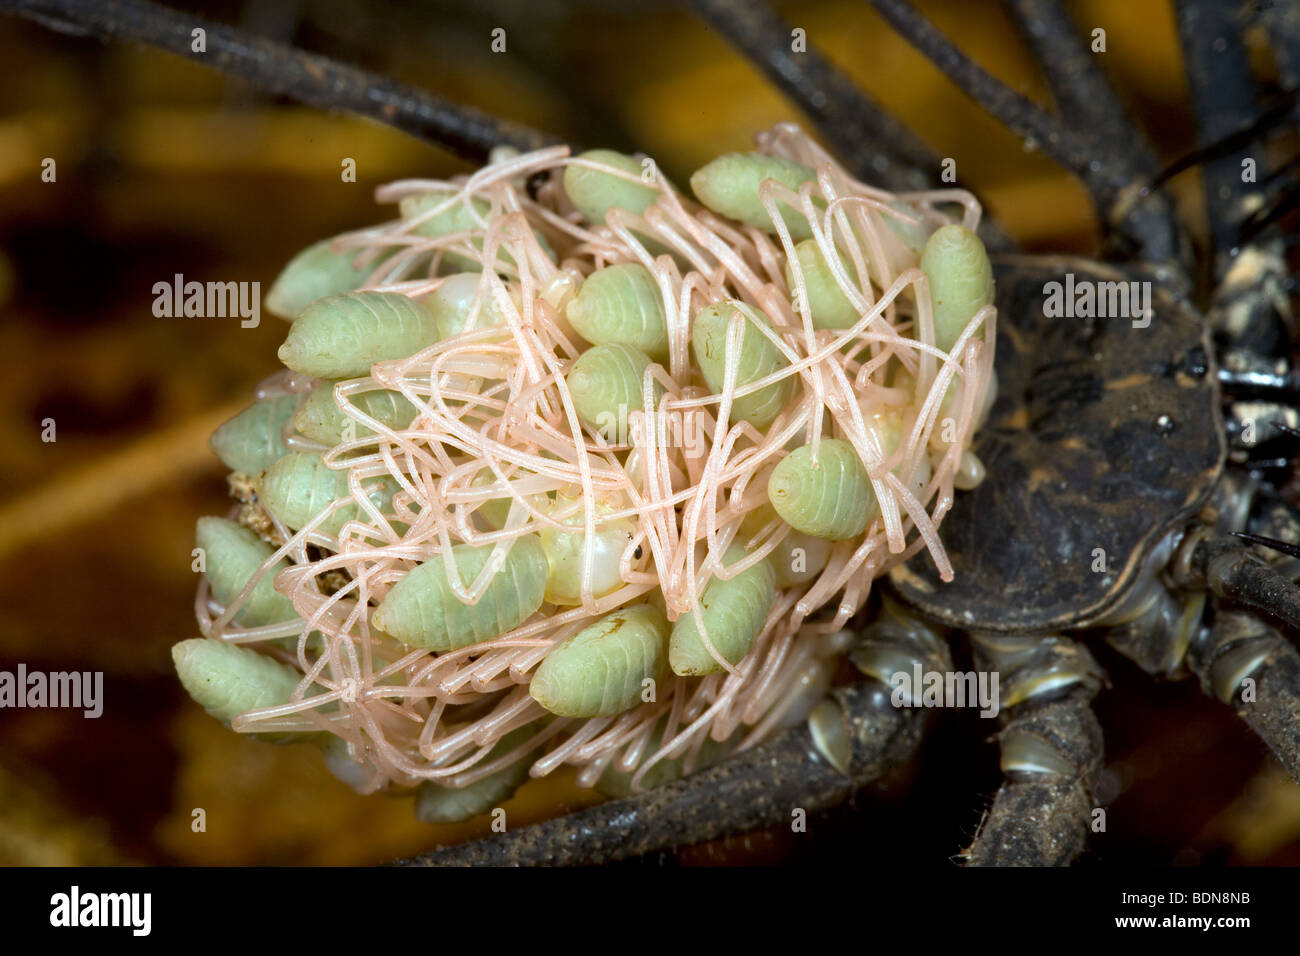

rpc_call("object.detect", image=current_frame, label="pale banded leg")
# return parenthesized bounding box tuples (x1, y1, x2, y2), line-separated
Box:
(1189, 608, 1300, 784)
(961, 634, 1105, 866)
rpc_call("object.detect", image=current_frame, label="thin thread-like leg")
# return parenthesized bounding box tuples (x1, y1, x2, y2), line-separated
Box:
(0, 0, 560, 161)
(962, 635, 1105, 867)
(1189, 609, 1300, 783)
(865, 0, 1179, 260)
(394, 681, 924, 866)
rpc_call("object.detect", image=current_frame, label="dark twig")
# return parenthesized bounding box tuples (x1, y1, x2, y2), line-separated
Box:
(866, 0, 1180, 262)
(0, 0, 560, 162)
(395, 681, 923, 866)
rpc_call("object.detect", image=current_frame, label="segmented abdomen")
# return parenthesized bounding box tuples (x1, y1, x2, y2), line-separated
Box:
(371, 536, 549, 650)
(259, 451, 392, 537)
(566, 264, 669, 362)
(767, 438, 874, 540)
(196, 516, 296, 625)
(669, 548, 776, 676)
(277, 291, 440, 378)
(530, 604, 668, 717)
(209, 394, 299, 475)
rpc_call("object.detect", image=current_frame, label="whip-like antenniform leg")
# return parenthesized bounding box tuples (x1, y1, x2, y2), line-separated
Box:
(684, 0, 937, 193)
(1003, 0, 1146, 154)
(867, 0, 1181, 261)
(1176, 0, 1263, 278)
(0, 0, 560, 161)
(396, 681, 925, 866)
(685, 0, 1014, 251)
(961, 634, 1105, 867)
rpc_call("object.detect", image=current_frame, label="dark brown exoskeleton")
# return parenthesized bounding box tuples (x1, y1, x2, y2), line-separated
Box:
(13, 0, 1300, 866)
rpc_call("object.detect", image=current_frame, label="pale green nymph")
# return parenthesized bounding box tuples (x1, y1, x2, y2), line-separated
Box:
(209, 394, 299, 476)
(740, 506, 833, 588)
(265, 238, 384, 321)
(668, 546, 777, 676)
(399, 190, 555, 272)
(370, 536, 549, 651)
(530, 604, 668, 718)
(538, 496, 639, 606)
(563, 149, 660, 225)
(565, 263, 670, 362)
(784, 239, 860, 330)
(413, 725, 541, 823)
(565, 343, 661, 435)
(195, 517, 296, 625)
(259, 451, 395, 537)
(292, 383, 416, 446)
(919, 224, 994, 353)
(690, 153, 817, 240)
(424, 272, 511, 340)
(278, 291, 440, 379)
(172, 638, 303, 726)
(767, 437, 874, 541)
(691, 301, 796, 429)
(767, 420, 931, 543)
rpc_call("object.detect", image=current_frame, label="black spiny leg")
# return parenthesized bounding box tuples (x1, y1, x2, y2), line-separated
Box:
(1180, 533, 1300, 635)
(962, 634, 1105, 867)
